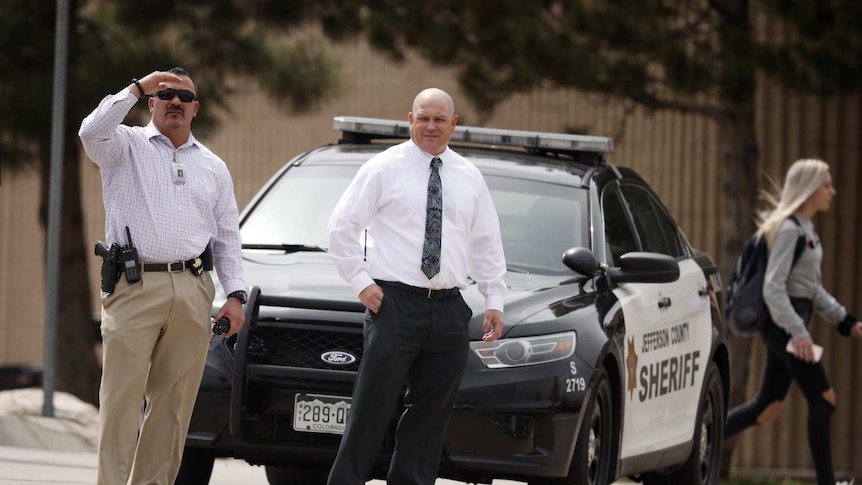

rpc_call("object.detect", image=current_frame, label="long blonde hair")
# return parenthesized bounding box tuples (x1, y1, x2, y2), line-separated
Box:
(756, 158, 829, 247)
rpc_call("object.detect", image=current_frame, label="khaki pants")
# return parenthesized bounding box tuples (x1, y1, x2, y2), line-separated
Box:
(97, 270, 215, 485)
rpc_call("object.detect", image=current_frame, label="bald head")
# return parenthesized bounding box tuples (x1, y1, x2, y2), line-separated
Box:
(409, 88, 458, 156)
(412, 88, 455, 116)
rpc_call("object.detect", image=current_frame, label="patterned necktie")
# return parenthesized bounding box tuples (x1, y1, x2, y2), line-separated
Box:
(421, 157, 443, 279)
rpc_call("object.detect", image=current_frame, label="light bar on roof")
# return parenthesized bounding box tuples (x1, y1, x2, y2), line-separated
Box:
(334, 116, 411, 138)
(333, 116, 614, 153)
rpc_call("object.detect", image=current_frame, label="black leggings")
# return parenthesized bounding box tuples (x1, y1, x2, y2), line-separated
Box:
(725, 298, 835, 485)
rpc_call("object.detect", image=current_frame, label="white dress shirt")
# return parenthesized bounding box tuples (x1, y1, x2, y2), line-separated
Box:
(78, 88, 244, 295)
(328, 139, 506, 312)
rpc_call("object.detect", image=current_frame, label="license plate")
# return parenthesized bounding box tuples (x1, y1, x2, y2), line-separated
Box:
(293, 393, 352, 435)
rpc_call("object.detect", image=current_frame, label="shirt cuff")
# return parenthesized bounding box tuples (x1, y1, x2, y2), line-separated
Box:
(484, 294, 504, 314)
(350, 273, 376, 297)
(120, 87, 139, 101)
(220, 279, 245, 297)
(838, 312, 857, 336)
(788, 325, 811, 342)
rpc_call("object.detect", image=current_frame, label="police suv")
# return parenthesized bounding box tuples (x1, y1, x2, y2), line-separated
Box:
(177, 117, 729, 485)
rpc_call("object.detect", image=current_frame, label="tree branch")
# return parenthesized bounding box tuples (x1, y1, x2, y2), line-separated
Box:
(632, 93, 728, 119)
(706, 0, 746, 28)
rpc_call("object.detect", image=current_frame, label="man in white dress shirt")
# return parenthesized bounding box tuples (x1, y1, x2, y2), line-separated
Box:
(327, 88, 507, 484)
(79, 68, 246, 485)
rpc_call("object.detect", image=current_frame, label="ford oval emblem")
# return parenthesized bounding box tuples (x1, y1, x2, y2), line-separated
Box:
(321, 351, 357, 365)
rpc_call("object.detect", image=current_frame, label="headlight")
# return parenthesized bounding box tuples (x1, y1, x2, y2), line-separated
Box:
(470, 331, 575, 368)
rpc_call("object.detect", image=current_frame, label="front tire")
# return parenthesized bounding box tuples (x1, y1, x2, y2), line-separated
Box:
(644, 361, 725, 485)
(572, 367, 615, 485)
(530, 366, 615, 485)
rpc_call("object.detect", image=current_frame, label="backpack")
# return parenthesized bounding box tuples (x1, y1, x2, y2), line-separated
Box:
(725, 215, 806, 335)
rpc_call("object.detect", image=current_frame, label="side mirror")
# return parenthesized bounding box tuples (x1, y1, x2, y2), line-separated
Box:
(608, 252, 680, 284)
(562, 247, 601, 277)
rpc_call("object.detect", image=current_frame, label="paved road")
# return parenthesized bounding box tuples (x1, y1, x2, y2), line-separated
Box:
(0, 445, 263, 484)
(0, 393, 623, 485)
(0, 445, 533, 485)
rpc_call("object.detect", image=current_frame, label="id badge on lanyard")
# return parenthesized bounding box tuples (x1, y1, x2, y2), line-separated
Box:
(172, 154, 186, 185)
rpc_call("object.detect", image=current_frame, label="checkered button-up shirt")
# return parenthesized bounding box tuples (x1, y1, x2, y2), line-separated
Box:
(79, 88, 244, 295)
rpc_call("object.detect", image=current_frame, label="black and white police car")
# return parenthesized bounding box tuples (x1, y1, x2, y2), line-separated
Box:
(177, 117, 729, 485)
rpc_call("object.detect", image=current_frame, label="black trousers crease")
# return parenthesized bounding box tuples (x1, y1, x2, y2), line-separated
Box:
(327, 283, 471, 485)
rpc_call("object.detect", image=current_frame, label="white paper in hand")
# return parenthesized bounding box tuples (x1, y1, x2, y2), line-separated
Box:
(785, 340, 823, 362)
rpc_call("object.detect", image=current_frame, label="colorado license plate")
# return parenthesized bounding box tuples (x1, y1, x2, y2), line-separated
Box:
(293, 393, 352, 434)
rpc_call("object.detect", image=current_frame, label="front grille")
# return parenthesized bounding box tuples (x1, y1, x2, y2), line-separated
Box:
(245, 404, 398, 452)
(248, 324, 363, 372)
(236, 317, 384, 448)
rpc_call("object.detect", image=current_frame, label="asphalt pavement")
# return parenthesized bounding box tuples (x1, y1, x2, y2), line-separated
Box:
(0, 389, 626, 484)
(0, 445, 270, 484)
(0, 389, 531, 484)
(0, 443, 533, 485)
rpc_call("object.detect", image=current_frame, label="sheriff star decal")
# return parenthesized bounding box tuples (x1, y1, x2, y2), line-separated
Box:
(626, 337, 638, 400)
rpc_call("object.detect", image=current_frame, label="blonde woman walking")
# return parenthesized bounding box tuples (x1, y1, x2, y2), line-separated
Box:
(725, 159, 862, 485)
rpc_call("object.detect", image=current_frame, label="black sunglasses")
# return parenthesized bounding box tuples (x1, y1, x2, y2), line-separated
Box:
(156, 88, 197, 103)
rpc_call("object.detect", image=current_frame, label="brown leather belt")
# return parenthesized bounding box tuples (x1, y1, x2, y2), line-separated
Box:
(141, 258, 199, 273)
(376, 280, 460, 300)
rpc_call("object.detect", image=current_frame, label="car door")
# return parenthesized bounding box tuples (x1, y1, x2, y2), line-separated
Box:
(602, 183, 712, 458)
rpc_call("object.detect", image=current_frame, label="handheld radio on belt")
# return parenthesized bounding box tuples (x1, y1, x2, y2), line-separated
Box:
(121, 226, 141, 283)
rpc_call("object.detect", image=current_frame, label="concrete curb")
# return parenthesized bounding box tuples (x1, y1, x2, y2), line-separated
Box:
(0, 389, 98, 453)
(0, 415, 97, 452)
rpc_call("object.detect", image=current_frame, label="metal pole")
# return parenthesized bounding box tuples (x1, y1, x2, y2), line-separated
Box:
(43, 0, 70, 417)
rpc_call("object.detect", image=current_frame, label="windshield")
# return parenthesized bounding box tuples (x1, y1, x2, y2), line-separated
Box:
(242, 165, 357, 249)
(241, 163, 589, 274)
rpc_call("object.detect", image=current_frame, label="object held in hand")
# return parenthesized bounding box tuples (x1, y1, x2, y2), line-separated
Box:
(785, 341, 823, 362)
(213, 316, 230, 335)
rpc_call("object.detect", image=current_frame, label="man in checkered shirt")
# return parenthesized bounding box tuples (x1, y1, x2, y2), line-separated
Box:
(79, 67, 246, 485)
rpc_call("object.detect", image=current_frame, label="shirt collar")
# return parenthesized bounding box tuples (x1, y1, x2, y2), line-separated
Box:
(144, 121, 200, 150)
(406, 139, 450, 167)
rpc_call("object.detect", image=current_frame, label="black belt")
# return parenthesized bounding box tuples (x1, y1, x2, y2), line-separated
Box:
(141, 258, 200, 273)
(376, 280, 459, 300)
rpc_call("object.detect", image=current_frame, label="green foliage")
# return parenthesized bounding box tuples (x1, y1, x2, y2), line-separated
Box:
(0, 0, 56, 169)
(0, 0, 342, 173)
(346, 0, 862, 117)
(756, 0, 862, 93)
(0, 0, 344, 404)
(347, 0, 721, 115)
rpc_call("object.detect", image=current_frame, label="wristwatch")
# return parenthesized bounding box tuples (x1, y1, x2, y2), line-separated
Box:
(227, 290, 248, 305)
(130, 78, 145, 98)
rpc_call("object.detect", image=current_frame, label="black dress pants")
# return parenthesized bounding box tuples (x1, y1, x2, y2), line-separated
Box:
(327, 283, 472, 485)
